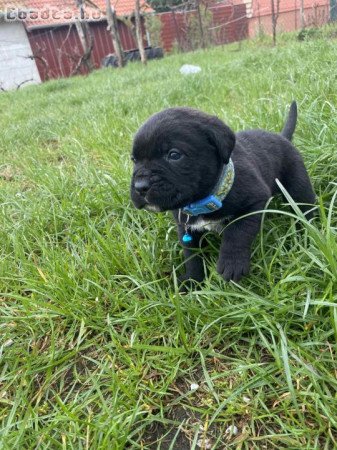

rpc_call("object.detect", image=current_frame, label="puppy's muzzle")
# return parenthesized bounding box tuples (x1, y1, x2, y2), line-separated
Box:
(134, 178, 150, 197)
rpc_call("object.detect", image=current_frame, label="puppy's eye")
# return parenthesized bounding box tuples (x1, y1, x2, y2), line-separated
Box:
(131, 156, 137, 163)
(167, 150, 182, 161)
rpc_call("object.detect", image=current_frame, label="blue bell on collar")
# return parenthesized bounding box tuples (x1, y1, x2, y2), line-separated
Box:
(182, 232, 193, 243)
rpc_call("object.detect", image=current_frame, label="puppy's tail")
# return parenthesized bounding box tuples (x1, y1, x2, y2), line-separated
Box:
(281, 101, 297, 141)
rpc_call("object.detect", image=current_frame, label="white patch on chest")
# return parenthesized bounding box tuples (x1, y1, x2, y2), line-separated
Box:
(144, 204, 161, 212)
(189, 216, 233, 233)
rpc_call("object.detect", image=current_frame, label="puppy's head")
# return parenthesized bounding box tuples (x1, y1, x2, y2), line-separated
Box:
(130, 107, 235, 212)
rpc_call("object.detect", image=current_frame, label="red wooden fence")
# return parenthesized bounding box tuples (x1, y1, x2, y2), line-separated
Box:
(28, 20, 138, 80)
(159, 4, 248, 52)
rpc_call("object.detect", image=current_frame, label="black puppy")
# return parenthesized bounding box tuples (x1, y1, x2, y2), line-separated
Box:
(130, 103, 315, 287)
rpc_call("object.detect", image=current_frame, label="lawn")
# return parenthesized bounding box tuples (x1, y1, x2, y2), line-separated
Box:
(1, 32, 337, 449)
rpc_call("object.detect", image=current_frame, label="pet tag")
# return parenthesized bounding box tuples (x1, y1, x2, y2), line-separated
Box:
(182, 233, 193, 243)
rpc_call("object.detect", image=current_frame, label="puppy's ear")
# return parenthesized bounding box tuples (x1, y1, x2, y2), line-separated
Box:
(206, 117, 235, 164)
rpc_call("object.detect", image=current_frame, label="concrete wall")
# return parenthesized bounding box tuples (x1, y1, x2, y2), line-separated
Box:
(0, 21, 41, 90)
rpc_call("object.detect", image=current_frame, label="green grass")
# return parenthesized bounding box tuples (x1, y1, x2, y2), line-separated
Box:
(1, 32, 337, 449)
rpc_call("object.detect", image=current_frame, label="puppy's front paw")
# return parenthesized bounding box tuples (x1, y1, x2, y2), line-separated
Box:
(216, 253, 250, 282)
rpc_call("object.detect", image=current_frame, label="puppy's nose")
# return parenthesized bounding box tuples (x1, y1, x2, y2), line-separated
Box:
(134, 179, 150, 196)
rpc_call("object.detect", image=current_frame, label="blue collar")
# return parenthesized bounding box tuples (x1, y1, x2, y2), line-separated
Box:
(182, 158, 235, 216)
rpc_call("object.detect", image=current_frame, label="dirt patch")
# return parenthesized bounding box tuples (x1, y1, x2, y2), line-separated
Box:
(140, 406, 193, 449)
(0, 164, 18, 182)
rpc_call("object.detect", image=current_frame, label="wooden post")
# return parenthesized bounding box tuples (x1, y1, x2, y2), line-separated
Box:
(105, 0, 125, 67)
(270, 0, 280, 46)
(75, 20, 86, 50)
(171, 8, 183, 51)
(135, 0, 147, 65)
(75, 0, 94, 72)
(300, 0, 305, 28)
(195, 0, 205, 48)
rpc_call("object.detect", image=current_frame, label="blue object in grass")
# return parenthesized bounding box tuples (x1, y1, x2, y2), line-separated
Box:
(182, 233, 193, 243)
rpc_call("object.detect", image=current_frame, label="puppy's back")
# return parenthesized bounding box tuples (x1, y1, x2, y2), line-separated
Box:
(234, 130, 305, 194)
